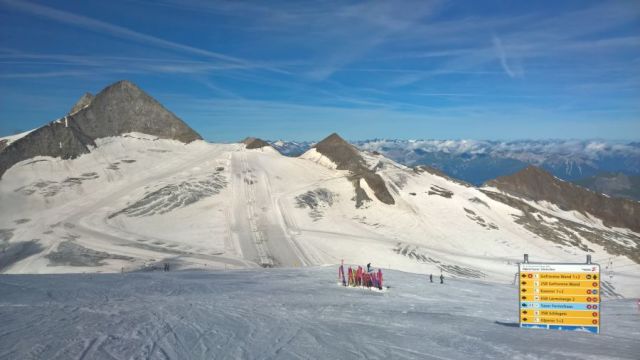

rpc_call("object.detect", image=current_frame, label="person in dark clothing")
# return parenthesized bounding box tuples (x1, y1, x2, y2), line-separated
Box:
(440, 274, 444, 284)
(367, 263, 371, 272)
(430, 274, 433, 283)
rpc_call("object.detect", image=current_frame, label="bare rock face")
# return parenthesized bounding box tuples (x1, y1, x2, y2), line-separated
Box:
(68, 92, 94, 115)
(0, 80, 202, 178)
(314, 133, 394, 206)
(486, 165, 640, 233)
(242, 137, 272, 150)
(70, 80, 201, 143)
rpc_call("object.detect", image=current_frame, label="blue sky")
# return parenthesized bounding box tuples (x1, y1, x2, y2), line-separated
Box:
(0, 0, 639, 142)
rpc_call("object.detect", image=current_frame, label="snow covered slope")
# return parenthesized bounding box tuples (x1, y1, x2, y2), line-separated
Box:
(1, 131, 638, 297)
(0, 267, 638, 359)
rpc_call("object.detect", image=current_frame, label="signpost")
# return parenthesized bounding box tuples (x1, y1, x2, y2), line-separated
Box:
(519, 255, 600, 334)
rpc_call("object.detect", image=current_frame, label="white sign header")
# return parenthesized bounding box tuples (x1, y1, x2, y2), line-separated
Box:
(519, 263, 600, 273)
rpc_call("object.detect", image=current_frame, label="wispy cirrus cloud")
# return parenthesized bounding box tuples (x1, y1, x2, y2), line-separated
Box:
(491, 35, 521, 78)
(0, 0, 284, 73)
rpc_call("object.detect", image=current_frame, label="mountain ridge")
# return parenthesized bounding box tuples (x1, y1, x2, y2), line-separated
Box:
(313, 133, 395, 206)
(0, 80, 201, 178)
(485, 165, 640, 233)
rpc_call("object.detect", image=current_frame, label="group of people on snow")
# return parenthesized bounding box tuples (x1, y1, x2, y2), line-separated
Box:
(339, 261, 447, 290)
(338, 262, 383, 290)
(429, 273, 444, 284)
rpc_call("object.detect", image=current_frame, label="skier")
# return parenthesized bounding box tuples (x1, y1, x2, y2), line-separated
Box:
(367, 263, 372, 273)
(440, 274, 444, 284)
(430, 274, 433, 283)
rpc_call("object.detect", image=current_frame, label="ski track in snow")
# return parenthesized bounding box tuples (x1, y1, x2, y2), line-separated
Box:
(0, 267, 638, 360)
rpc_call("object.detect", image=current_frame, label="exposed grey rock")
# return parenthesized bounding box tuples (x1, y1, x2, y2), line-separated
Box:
(0, 228, 14, 244)
(15, 172, 100, 197)
(0, 240, 43, 271)
(481, 189, 640, 263)
(428, 185, 453, 198)
(463, 208, 498, 230)
(313, 133, 394, 206)
(351, 215, 382, 228)
(0, 80, 202, 179)
(351, 179, 372, 208)
(45, 241, 133, 267)
(72, 81, 201, 143)
(295, 188, 336, 221)
(68, 92, 94, 115)
(0, 119, 97, 179)
(109, 171, 227, 218)
(468, 197, 490, 208)
(242, 137, 272, 150)
(486, 165, 640, 233)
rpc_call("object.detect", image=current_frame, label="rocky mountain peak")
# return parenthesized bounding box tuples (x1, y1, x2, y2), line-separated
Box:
(242, 137, 271, 150)
(71, 80, 201, 144)
(312, 132, 395, 206)
(0, 80, 202, 178)
(314, 132, 363, 171)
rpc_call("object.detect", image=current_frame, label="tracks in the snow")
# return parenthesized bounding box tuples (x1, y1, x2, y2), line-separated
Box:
(239, 151, 274, 267)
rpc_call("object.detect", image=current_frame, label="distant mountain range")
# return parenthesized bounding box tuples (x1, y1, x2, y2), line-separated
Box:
(268, 139, 640, 197)
(268, 140, 314, 157)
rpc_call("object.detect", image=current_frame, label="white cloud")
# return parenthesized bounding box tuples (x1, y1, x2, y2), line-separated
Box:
(492, 35, 521, 78)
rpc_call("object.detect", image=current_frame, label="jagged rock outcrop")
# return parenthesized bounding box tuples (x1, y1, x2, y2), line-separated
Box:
(242, 137, 272, 150)
(68, 92, 94, 115)
(0, 80, 202, 178)
(313, 133, 394, 206)
(486, 165, 640, 233)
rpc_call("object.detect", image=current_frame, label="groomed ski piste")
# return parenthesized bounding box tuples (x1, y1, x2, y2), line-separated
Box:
(0, 267, 639, 359)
